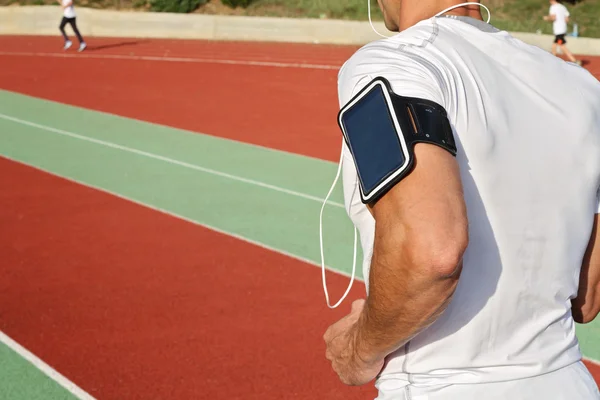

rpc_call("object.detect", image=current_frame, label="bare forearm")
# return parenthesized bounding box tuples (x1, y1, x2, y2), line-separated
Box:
(355, 249, 461, 362)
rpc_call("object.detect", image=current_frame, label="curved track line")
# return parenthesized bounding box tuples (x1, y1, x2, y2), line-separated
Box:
(0, 331, 96, 400)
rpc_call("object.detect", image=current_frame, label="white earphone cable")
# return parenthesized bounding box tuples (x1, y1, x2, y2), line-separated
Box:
(368, 0, 392, 38)
(319, 144, 358, 309)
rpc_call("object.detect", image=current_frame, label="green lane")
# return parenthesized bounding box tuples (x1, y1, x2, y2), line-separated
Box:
(0, 340, 79, 400)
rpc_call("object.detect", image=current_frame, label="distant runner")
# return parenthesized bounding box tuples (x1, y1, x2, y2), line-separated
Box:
(544, 0, 581, 65)
(58, 0, 87, 52)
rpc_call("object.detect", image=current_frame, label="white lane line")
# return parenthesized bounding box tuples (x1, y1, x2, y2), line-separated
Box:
(585, 357, 600, 366)
(0, 51, 341, 70)
(0, 154, 355, 281)
(0, 331, 96, 400)
(0, 113, 344, 208)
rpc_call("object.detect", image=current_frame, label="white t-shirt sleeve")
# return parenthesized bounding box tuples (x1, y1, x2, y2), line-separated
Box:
(337, 43, 447, 164)
(596, 186, 600, 214)
(337, 45, 446, 109)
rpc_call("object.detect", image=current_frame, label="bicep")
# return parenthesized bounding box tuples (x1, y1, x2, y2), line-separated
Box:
(573, 215, 600, 324)
(371, 143, 468, 275)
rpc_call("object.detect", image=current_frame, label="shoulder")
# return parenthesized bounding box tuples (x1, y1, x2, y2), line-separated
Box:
(337, 20, 447, 109)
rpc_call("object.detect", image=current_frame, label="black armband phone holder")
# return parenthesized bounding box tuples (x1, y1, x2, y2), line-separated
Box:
(337, 76, 457, 205)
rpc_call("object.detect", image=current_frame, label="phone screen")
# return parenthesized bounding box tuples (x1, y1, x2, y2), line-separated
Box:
(341, 85, 406, 197)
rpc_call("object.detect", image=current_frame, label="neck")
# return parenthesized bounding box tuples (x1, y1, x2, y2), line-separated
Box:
(398, 1, 484, 31)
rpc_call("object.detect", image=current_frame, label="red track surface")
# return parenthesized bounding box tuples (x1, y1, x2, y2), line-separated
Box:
(1, 36, 600, 397)
(0, 157, 374, 399)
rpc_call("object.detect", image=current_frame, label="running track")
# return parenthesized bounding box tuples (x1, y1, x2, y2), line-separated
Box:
(0, 35, 599, 399)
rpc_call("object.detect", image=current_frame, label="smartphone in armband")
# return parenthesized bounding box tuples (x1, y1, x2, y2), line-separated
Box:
(337, 76, 457, 205)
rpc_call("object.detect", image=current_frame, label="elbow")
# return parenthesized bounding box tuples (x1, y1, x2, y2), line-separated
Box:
(432, 236, 468, 278)
(407, 226, 469, 279)
(573, 302, 599, 324)
(573, 311, 598, 325)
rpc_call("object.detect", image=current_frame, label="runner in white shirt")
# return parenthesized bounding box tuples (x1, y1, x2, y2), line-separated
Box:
(544, 0, 580, 65)
(323, 1, 600, 399)
(57, 0, 86, 52)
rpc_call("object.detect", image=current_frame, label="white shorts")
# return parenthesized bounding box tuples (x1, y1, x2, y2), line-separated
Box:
(375, 361, 600, 400)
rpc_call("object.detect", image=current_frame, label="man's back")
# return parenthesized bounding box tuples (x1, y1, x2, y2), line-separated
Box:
(338, 15, 600, 393)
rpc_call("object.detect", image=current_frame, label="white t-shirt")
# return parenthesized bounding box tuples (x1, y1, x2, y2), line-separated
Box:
(338, 16, 600, 392)
(62, 0, 76, 18)
(550, 3, 570, 35)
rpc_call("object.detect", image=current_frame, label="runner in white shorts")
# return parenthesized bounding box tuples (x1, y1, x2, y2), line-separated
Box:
(323, 1, 600, 399)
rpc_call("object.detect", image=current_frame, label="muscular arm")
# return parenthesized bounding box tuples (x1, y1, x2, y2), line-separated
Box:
(353, 144, 469, 362)
(572, 215, 600, 324)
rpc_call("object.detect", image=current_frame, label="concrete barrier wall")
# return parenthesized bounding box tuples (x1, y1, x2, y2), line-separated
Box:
(0, 6, 389, 43)
(2, 5, 600, 55)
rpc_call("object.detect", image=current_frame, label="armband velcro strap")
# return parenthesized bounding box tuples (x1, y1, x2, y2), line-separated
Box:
(391, 96, 457, 156)
(337, 76, 457, 205)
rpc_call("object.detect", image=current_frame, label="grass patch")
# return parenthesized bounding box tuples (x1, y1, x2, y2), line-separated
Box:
(241, 0, 383, 20)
